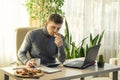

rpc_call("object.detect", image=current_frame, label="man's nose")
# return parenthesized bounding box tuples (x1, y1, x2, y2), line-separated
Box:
(54, 28, 58, 33)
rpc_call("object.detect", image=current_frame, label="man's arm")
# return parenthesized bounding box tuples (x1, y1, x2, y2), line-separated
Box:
(57, 46, 66, 63)
(55, 35, 66, 63)
(18, 31, 33, 64)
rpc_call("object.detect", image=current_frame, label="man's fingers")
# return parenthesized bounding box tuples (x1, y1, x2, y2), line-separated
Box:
(55, 37, 63, 47)
(33, 62, 37, 66)
(28, 63, 32, 66)
(54, 33, 60, 37)
(26, 59, 37, 68)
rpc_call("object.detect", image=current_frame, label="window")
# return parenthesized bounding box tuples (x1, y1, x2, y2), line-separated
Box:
(0, 0, 29, 67)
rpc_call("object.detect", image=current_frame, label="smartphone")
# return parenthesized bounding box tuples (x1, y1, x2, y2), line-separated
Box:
(46, 63, 60, 67)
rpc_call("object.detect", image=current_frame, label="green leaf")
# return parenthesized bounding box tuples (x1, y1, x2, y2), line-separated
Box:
(92, 34, 99, 46)
(79, 46, 85, 57)
(65, 19, 70, 43)
(90, 33, 93, 47)
(24, 0, 65, 27)
(76, 48, 80, 58)
(98, 30, 105, 44)
(85, 44, 89, 56)
(71, 42, 76, 58)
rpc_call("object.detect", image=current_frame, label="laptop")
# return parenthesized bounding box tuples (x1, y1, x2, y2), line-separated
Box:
(64, 44, 101, 69)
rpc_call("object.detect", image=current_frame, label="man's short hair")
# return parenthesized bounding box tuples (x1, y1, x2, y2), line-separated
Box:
(48, 14, 63, 24)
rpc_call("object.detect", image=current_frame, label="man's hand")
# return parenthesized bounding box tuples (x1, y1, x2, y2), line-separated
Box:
(26, 59, 37, 68)
(54, 33, 63, 47)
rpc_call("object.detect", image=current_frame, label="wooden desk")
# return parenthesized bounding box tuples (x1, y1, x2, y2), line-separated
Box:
(0, 62, 120, 80)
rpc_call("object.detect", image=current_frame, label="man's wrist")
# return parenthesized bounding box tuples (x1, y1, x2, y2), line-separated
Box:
(24, 59, 30, 64)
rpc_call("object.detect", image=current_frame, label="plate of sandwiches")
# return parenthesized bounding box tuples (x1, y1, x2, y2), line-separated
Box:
(14, 67, 44, 78)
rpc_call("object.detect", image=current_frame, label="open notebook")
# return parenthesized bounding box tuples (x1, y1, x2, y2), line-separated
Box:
(38, 66, 61, 73)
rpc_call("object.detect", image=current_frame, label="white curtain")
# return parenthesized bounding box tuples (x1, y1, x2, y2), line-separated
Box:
(0, 0, 29, 67)
(62, 0, 120, 62)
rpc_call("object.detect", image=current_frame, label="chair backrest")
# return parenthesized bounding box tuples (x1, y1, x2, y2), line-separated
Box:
(16, 27, 39, 64)
(117, 45, 120, 58)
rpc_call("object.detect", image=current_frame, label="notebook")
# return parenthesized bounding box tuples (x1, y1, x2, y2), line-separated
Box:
(64, 44, 101, 69)
(38, 66, 61, 73)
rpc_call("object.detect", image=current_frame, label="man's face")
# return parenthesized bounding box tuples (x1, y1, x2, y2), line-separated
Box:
(46, 21, 62, 36)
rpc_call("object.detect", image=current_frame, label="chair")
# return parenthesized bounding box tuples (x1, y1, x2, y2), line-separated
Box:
(109, 53, 120, 80)
(15, 27, 39, 65)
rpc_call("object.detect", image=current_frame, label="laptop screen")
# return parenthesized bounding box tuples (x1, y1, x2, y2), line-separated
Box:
(83, 44, 101, 66)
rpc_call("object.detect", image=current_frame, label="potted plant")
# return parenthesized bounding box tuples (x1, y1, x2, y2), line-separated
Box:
(64, 19, 88, 59)
(24, 0, 65, 27)
(97, 54, 105, 68)
(64, 19, 105, 59)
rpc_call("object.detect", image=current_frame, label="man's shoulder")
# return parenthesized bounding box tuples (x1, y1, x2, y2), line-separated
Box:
(29, 28, 42, 33)
(25, 28, 42, 37)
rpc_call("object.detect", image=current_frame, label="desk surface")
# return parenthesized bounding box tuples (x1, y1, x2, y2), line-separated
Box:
(41, 63, 120, 80)
(0, 59, 120, 80)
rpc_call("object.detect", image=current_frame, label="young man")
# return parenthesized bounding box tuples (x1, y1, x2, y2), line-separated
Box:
(18, 14, 66, 67)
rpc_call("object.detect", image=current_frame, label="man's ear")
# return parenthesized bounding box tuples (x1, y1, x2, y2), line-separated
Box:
(46, 21, 48, 27)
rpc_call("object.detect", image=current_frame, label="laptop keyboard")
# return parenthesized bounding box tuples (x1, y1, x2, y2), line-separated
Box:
(64, 60, 95, 69)
(64, 60, 84, 67)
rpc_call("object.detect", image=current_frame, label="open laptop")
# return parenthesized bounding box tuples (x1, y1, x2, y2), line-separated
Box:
(64, 44, 101, 69)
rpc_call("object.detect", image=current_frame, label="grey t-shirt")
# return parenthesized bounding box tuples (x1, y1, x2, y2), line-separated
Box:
(18, 27, 66, 65)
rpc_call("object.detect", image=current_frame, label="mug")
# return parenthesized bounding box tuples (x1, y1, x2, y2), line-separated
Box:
(33, 58, 41, 67)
